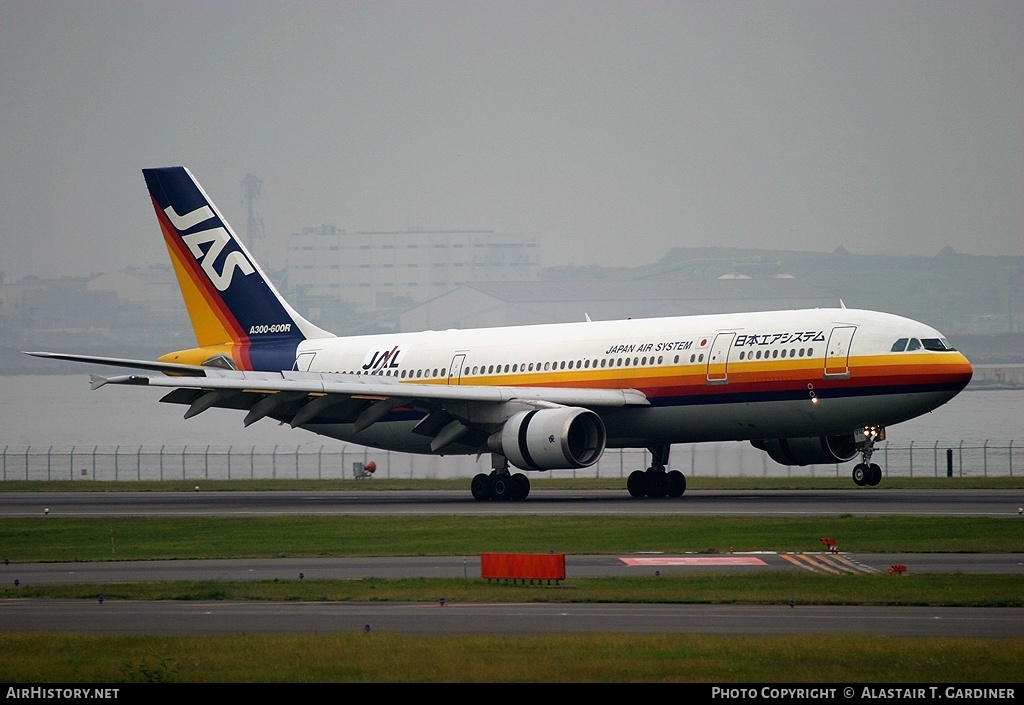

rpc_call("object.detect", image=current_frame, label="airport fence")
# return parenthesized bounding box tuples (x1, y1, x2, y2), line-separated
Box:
(0, 440, 1019, 482)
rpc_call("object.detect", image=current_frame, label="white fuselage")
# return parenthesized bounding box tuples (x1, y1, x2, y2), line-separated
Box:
(289, 307, 973, 455)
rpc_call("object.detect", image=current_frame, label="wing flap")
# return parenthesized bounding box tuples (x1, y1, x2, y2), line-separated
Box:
(185, 389, 239, 419)
(243, 391, 310, 427)
(289, 394, 360, 427)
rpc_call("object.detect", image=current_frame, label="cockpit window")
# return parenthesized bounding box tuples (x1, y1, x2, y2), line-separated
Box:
(892, 337, 957, 353)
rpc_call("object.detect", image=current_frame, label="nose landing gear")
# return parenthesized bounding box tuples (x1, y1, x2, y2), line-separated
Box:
(852, 461, 882, 487)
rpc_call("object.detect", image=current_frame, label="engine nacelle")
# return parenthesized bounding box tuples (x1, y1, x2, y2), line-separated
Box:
(489, 407, 606, 471)
(751, 435, 859, 466)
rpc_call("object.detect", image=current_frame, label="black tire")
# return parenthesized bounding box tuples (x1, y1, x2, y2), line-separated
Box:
(627, 470, 647, 498)
(868, 463, 883, 486)
(511, 473, 531, 500)
(490, 474, 514, 501)
(666, 470, 686, 497)
(852, 463, 869, 487)
(471, 473, 491, 500)
(645, 468, 668, 497)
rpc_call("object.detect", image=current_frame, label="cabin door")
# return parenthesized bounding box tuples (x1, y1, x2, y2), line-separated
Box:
(706, 333, 736, 384)
(448, 354, 467, 385)
(824, 326, 857, 379)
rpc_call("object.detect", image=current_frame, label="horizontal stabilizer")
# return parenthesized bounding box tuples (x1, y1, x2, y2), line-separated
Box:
(25, 351, 208, 376)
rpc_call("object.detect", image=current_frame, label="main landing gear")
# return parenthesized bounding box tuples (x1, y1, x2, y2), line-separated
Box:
(471, 455, 531, 501)
(852, 428, 883, 487)
(627, 445, 686, 498)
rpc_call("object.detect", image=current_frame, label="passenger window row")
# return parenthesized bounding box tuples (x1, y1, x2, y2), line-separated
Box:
(330, 351, 716, 379)
(737, 348, 814, 361)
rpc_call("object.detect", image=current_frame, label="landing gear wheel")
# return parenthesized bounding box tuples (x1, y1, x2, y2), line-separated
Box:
(666, 470, 686, 497)
(645, 468, 668, 498)
(511, 473, 531, 500)
(471, 473, 491, 501)
(853, 427, 884, 488)
(627, 470, 647, 498)
(490, 473, 514, 501)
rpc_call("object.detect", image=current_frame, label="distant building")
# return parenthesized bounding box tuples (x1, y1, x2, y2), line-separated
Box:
(87, 266, 182, 316)
(286, 225, 540, 310)
(399, 278, 833, 332)
(86, 266, 190, 342)
(0, 275, 117, 349)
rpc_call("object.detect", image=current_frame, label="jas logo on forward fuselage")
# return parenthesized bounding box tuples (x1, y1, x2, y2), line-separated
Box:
(164, 205, 256, 291)
(362, 346, 403, 372)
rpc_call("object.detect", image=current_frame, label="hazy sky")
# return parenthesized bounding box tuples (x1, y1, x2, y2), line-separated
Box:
(1, 1, 1021, 279)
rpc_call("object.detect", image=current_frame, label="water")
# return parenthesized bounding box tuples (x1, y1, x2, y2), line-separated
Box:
(884, 388, 1024, 444)
(1, 375, 1021, 480)
(0, 375, 314, 447)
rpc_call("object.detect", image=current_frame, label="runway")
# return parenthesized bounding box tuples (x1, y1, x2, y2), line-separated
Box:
(1, 488, 1020, 638)
(2, 599, 1020, 638)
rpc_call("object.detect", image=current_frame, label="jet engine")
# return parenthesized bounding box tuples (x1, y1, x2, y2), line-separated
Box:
(751, 435, 859, 466)
(489, 407, 606, 471)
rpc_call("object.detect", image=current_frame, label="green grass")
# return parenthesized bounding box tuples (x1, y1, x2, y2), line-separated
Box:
(0, 603, 1017, 685)
(1, 515, 1020, 562)
(1, 632, 1021, 682)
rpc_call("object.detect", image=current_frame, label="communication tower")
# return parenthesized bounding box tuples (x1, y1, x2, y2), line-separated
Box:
(240, 173, 265, 251)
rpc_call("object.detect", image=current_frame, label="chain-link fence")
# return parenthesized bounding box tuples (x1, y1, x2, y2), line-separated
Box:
(1, 440, 1018, 482)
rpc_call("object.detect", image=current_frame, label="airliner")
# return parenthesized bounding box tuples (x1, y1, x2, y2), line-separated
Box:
(27, 167, 974, 500)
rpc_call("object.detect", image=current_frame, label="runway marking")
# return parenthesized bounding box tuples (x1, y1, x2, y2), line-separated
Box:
(619, 556, 768, 566)
(780, 553, 878, 574)
(780, 554, 834, 574)
(822, 554, 879, 574)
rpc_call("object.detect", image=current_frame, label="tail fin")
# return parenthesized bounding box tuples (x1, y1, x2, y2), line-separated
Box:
(144, 166, 333, 371)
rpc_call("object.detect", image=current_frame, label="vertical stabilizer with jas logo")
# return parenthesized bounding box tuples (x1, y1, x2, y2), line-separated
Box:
(143, 167, 333, 371)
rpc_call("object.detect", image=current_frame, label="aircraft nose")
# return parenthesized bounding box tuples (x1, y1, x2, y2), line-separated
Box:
(952, 352, 973, 390)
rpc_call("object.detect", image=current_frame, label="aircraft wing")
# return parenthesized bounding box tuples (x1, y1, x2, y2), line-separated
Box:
(87, 369, 649, 450)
